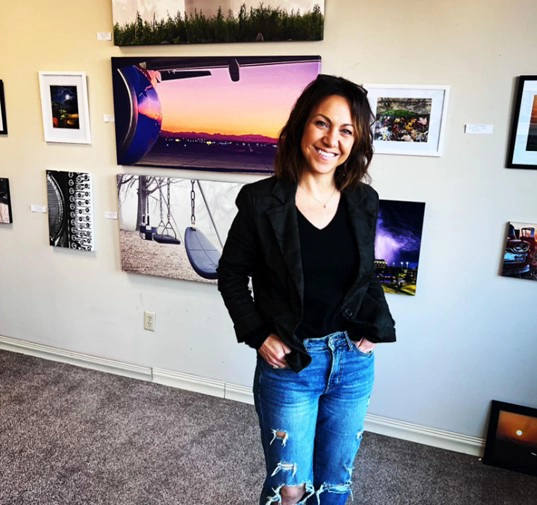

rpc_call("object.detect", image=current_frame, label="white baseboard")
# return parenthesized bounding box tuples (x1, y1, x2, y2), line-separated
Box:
(153, 368, 226, 398)
(0, 335, 152, 381)
(0, 335, 484, 457)
(364, 413, 484, 457)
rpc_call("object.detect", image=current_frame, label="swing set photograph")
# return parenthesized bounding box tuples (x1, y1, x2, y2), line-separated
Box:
(116, 174, 242, 283)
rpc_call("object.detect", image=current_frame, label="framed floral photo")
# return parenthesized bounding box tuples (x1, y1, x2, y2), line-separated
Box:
(365, 84, 450, 157)
(38, 71, 91, 144)
(507, 75, 537, 169)
(0, 80, 7, 135)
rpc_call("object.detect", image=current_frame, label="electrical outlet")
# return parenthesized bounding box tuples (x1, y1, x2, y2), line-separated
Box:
(144, 311, 156, 332)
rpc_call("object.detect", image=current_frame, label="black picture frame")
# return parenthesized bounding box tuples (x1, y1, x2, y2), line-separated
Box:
(482, 400, 537, 476)
(0, 80, 7, 135)
(506, 75, 537, 169)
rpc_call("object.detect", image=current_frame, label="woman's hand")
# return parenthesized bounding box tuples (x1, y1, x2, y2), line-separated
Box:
(356, 337, 376, 354)
(258, 334, 292, 368)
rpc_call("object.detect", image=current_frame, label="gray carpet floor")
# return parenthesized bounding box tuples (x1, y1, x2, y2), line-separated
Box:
(1, 349, 536, 505)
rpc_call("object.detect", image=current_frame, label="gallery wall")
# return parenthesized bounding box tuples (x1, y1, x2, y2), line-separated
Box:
(0, 0, 536, 447)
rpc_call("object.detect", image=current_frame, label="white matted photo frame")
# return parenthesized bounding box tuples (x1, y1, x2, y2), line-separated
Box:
(507, 75, 537, 169)
(0, 80, 7, 135)
(365, 84, 450, 157)
(38, 71, 91, 144)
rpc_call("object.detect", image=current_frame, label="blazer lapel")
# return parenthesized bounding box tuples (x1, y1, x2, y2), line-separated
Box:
(265, 180, 304, 302)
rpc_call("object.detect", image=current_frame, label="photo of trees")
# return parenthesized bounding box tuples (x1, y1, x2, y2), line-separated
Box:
(112, 1, 324, 45)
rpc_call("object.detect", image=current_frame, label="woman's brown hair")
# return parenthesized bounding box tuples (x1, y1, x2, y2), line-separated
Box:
(274, 74, 374, 191)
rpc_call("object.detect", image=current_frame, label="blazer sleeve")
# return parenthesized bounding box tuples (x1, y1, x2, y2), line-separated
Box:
(217, 186, 270, 349)
(351, 188, 396, 343)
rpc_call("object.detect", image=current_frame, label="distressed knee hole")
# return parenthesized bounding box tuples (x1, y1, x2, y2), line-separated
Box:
(270, 461, 297, 477)
(356, 429, 364, 441)
(266, 483, 314, 505)
(317, 482, 353, 501)
(270, 429, 289, 446)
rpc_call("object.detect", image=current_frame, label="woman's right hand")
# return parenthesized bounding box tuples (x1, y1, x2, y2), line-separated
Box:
(258, 334, 292, 369)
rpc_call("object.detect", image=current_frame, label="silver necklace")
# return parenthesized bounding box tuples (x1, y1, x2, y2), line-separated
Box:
(298, 184, 338, 208)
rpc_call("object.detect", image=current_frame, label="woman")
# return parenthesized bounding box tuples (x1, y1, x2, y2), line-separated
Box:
(217, 74, 396, 505)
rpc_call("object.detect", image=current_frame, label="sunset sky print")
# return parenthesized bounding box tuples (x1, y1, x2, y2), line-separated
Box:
(156, 61, 319, 139)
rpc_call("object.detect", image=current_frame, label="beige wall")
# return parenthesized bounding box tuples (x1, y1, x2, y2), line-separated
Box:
(0, 0, 536, 442)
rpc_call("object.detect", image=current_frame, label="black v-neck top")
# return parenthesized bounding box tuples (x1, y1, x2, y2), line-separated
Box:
(295, 197, 360, 340)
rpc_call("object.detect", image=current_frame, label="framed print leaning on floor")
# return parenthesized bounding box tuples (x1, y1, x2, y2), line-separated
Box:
(507, 75, 537, 169)
(0, 80, 7, 135)
(365, 84, 450, 157)
(38, 71, 91, 144)
(483, 400, 537, 476)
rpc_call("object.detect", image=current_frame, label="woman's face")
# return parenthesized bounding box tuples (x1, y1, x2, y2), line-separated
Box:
(300, 95, 355, 178)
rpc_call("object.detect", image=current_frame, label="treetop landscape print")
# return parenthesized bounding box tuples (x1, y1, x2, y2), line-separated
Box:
(112, 1, 325, 45)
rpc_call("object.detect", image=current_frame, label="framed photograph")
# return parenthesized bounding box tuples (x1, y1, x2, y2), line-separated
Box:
(500, 221, 537, 281)
(483, 400, 537, 476)
(0, 177, 13, 224)
(111, 56, 321, 173)
(365, 84, 450, 156)
(112, 1, 324, 46)
(0, 80, 7, 135)
(507, 76, 537, 169)
(38, 71, 91, 144)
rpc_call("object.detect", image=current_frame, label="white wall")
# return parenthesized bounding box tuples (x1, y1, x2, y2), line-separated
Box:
(0, 0, 536, 441)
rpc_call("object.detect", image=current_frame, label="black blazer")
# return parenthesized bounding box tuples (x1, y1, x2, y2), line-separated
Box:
(217, 176, 396, 372)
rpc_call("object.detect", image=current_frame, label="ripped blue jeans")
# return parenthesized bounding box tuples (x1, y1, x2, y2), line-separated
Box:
(253, 331, 375, 505)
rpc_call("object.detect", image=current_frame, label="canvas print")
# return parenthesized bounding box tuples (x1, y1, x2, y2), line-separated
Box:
(112, 1, 324, 45)
(46, 170, 94, 251)
(483, 400, 537, 476)
(111, 56, 320, 173)
(501, 221, 537, 281)
(374, 200, 426, 296)
(117, 174, 242, 283)
(0, 178, 12, 224)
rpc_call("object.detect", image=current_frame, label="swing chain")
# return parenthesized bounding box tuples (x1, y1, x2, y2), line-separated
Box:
(190, 180, 196, 227)
(167, 179, 172, 222)
(158, 179, 164, 221)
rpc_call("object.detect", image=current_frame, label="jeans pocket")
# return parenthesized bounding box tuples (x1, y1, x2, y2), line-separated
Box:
(347, 336, 374, 357)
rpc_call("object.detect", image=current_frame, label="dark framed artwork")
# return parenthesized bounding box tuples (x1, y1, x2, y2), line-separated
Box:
(112, 1, 324, 46)
(0, 80, 7, 135)
(46, 170, 94, 251)
(483, 400, 537, 476)
(0, 177, 12, 224)
(374, 200, 426, 296)
(507, 76, 537, 169)
(111, 56, 321, 173)
(500, 221, 537, 281)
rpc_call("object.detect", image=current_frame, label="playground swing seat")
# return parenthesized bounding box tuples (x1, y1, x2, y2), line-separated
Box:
(153, 180, 181, 245)
(184, 180, 222, 280)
